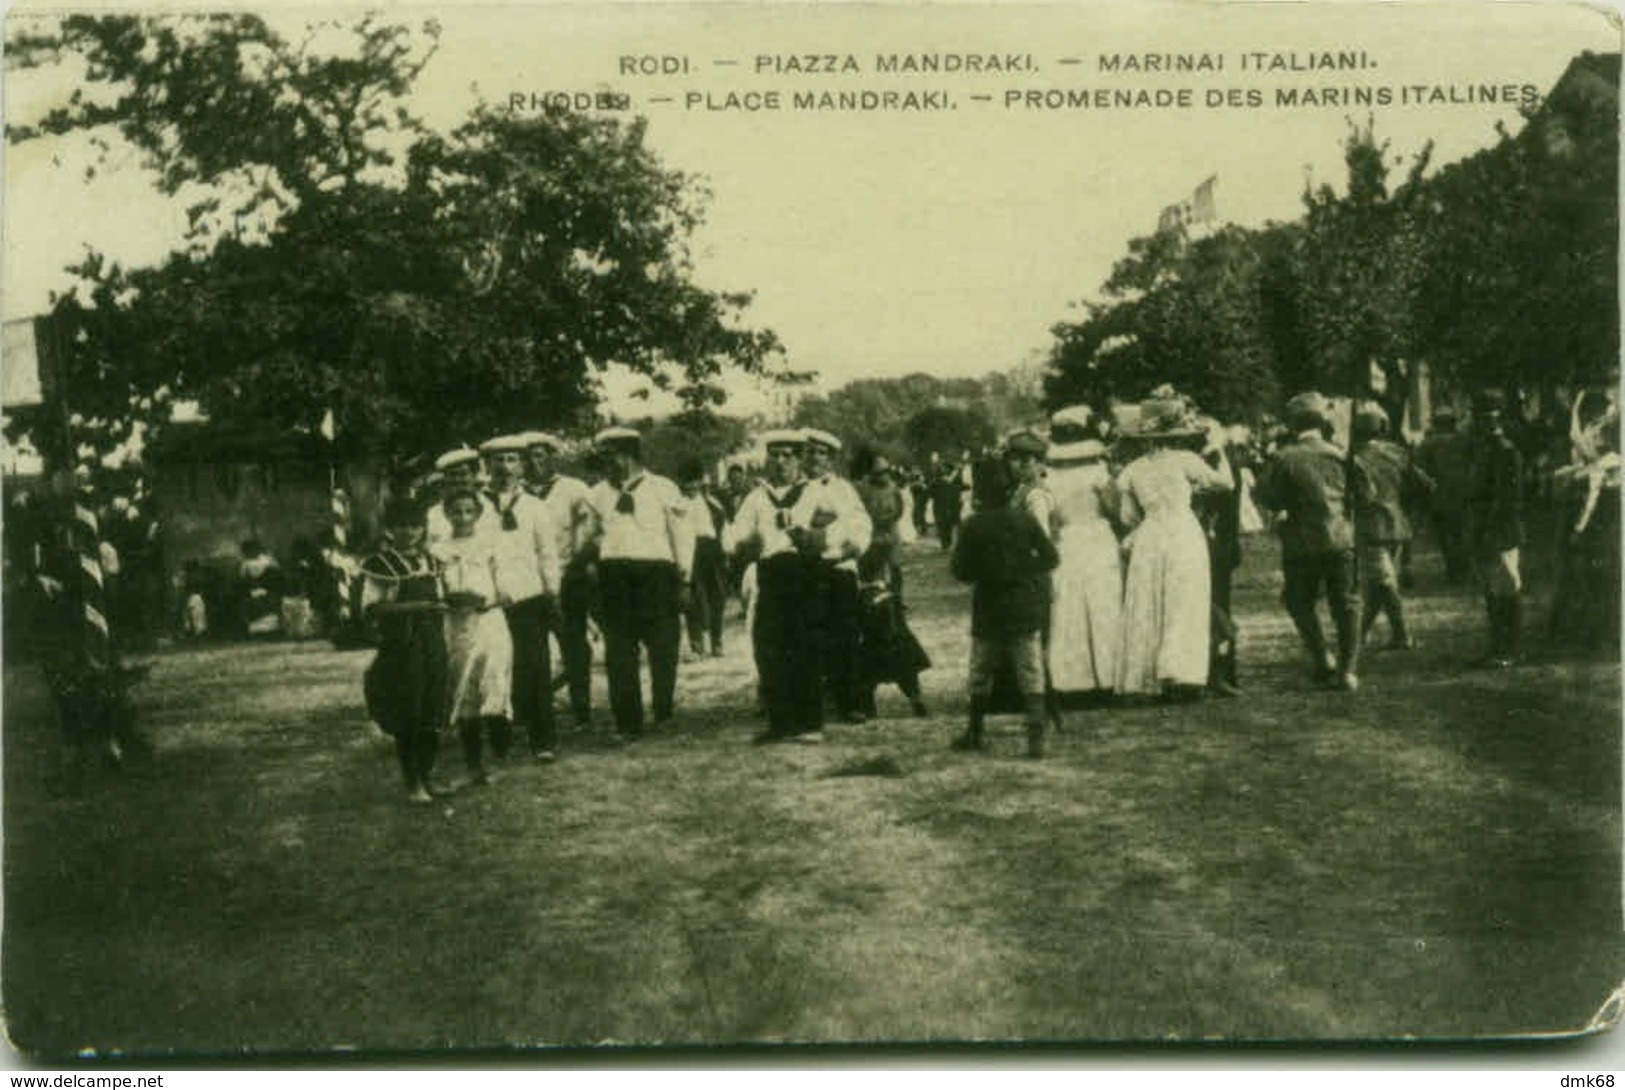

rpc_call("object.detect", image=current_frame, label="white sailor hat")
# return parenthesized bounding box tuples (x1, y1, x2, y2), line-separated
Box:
(802, 428, 842, 453)
(593, 426, 642, 449)
(522, 430, 564, 452)
(434, 446, 481, 471)
(761, 428, 806, 451)
(479, 434, 529, 455)
(1050, 405, 1094, 432)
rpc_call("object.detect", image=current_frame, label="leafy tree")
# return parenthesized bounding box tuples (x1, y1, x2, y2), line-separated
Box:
(901, 404, 996, 463)
(1414, 60, 1619, 409)
(1045, 223, 1283, 424)
(1290, 121, 1432, 422)
(638, 410, 750, 480)
(7, 15, 779, 465)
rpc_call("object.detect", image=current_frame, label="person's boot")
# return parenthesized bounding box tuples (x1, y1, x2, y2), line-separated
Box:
(1023, 695, 1048, 759)
(1475, 596, 1505, 667)
(951, 698, 986, 751)
(459, 722, 490, 785)
(1360, 592, 1383, 646)
(1385, 592, 1414, 650)
(1503, 596, 1524, 664)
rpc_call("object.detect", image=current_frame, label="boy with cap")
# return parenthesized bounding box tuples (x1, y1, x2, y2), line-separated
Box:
(1253, 391, 1361, 691)
(586, 427, 694, 740)
(524, 431, 599, 728)
(951, 458, 1059, 757)
(801, 429, 873, 723)
(1005, 429, 1059, 541)
(480, 434, 563, 761)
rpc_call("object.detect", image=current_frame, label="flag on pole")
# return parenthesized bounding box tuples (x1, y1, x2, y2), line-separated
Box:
(1190, 175, 1218, 225)
(1156, 174, 1220, 235)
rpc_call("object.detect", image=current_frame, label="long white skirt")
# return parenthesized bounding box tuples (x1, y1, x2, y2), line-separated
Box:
(1048, 521, 1123, 693)
(1116, 511, 1212, 694)
(445, 607, 514, 723)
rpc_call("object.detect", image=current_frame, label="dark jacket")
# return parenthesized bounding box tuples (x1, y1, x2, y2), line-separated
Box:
(1354, 439, 1435, 545)
(1465, 429, 1525, 553)
(1254, 433, 1355, 557)
(950, 506, 1059, 639)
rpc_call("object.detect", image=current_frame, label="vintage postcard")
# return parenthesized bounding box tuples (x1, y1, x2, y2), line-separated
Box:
(1, 0, 1621, 1060)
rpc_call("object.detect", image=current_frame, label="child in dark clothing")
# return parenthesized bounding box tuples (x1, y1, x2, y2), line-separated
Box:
(359, 498, 449, 804)
(856, 549, 930, 718)
(950, 458, 1060, 758)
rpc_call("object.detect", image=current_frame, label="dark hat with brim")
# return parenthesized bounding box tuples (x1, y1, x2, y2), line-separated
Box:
(1284, 391, 1333, 432)
(1004, 430, 1048, 458)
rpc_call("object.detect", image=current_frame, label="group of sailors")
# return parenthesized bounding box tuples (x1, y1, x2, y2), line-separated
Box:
(358, 424, 906, 801)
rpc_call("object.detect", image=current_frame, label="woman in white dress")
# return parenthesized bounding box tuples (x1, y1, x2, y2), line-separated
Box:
(1114, 396, 1234, 700)
(1045, 406, 1123, 705)
(432, 488, 515, 784)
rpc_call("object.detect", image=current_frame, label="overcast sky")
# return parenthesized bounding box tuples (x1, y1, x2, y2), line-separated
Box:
(4, 1, 1617, 393)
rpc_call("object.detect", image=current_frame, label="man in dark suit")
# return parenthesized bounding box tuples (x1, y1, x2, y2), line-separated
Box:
(1464, 391, 1526, 667)
(1253, 391, 1361, 692)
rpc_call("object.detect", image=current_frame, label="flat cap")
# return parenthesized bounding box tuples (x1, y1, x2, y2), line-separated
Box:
(479, 434, 529, 455)
(802, 428, 842, 453)
(1004, 430, 1048, 458)
(761, 428, 806, 450)
(522, 430, 564, 452)
(594, 426, 642, 448)
(434, 447, 481, 471)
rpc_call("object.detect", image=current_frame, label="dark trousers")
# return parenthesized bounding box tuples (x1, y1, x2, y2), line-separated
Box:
(558, 563, 594, 725)
(394, 732, 439, 790)
(685, 537, 728, 655)
(598, 559, 682, 734)
(755, 553, 826, 737)
(1209, 557, 1239, 689)
(1281, 549, 1361, 674)
(1432, 511, 1470, 584)
(504, 596, 556, 754)
(819, 563, 863, 717)
(457, 715, 512, 771)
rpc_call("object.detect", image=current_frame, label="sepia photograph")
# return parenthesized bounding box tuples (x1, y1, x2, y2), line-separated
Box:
(1, 0, 1621, 1060)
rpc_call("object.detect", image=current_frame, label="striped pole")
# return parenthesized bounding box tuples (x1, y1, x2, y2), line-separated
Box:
(330, 486, 353, 622)
(71, 497, 112, 671)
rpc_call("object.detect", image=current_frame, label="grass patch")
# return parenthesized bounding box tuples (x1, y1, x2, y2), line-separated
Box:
(4, 536, 1619, 1055)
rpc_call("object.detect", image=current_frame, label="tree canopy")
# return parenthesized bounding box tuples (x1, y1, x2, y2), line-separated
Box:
(1045, 54, 1619, 428)
(8, 15, 781, 464)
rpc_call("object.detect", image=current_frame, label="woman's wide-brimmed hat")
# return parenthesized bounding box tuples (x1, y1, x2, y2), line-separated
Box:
(1126, 395, 1203, 440)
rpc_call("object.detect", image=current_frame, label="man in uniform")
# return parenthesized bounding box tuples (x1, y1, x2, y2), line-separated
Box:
(1254, 391, 1361, 691)
(801, 428, 873, 724)
(1415, 407, 1474, 584)
(1464, 391, 1526, 667)
(1352, 402, 1434, 651)
(727, 429, 827, 743)
(586, 427, 694, 741)
(479, 434, 563, 761)
(524, 431, 598, 729)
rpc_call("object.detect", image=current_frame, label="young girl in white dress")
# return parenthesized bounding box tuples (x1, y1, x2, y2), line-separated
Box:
(432, 488, 515, 785)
